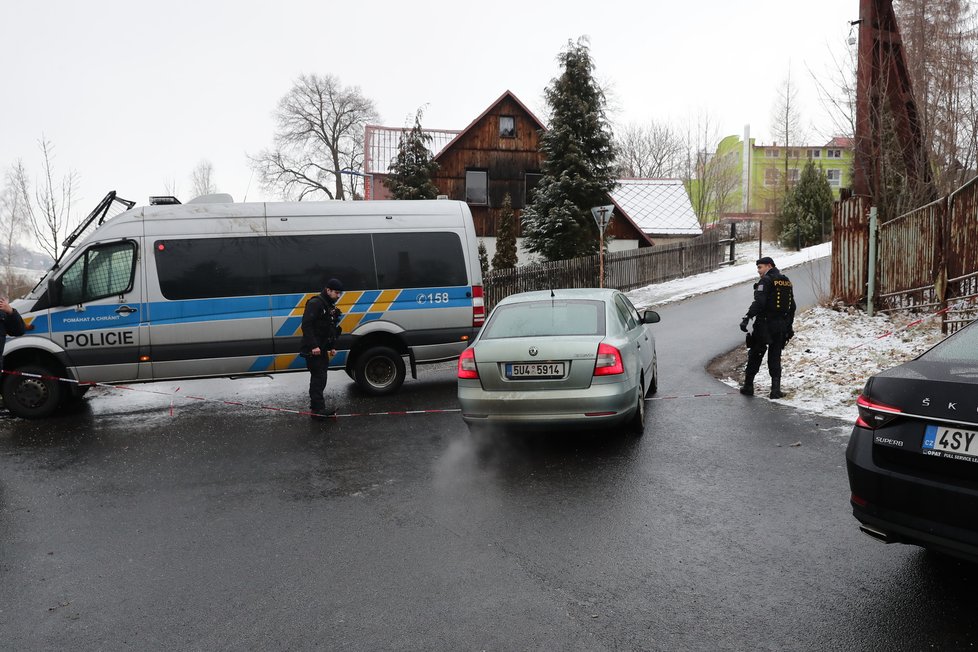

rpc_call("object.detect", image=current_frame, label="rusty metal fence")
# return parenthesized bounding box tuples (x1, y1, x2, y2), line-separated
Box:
(484, 229, 722, 308)
(833, 174, 978, 332)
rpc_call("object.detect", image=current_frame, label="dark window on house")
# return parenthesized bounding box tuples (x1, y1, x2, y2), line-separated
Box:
(155, 237, 266, 299)
(267, 234, 377, 293)
(524, 173, 543, 206)
(499, 116, 516, 138)
(465, 170, 488, 205)
(373, 232, 467, 289)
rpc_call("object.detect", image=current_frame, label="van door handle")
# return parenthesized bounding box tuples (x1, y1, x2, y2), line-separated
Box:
(115, 305, 138, 315)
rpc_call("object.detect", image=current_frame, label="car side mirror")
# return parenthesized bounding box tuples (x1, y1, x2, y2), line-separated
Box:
(642, 310, 660, 324)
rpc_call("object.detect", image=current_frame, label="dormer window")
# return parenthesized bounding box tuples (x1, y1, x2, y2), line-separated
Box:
(499, 116, 516, 138)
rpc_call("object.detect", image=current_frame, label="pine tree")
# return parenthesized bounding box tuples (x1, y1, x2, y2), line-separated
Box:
(778, 161, 834, 250)
(492, 192, 518, 270)
(383, 109, 440, 200)
(522, 38, 618, 261)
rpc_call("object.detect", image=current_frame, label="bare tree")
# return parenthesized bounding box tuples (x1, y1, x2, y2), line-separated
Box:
(0, 172, 31, 296)
(614, 120, 684, 178)
(10, 137, 78, 262)
(896, 0, 978, 194)
(190, 160, 217, 198)
(679, 112, 739, 224)
(250, 74, 378, 201)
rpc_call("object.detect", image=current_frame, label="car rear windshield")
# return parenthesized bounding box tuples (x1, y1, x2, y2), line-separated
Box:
(480, 300, 606, 339)
(919, 321, 978, 362)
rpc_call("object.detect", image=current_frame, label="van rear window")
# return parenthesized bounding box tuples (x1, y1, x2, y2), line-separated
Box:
(267, 234, 377, 293)
(374, 232, 467, 289)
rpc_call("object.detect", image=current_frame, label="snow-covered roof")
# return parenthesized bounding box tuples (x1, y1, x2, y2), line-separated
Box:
(364, 125, 461, 175)
(610, 179, 702, 237)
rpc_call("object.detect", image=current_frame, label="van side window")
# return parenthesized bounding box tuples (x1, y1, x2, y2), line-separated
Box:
(60, 240, 137, 305)
(155, 237, 266, 299)
(267, 234, 377, 293)
(373, 232, 467, 289)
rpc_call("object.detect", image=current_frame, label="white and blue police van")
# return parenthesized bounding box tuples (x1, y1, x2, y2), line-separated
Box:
(3, 192, 485, 418)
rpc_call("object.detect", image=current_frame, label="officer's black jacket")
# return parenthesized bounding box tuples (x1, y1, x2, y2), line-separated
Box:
(0, 309, 26, 365)
(746, 268, 796, 324)
(300, 292, 342, 354)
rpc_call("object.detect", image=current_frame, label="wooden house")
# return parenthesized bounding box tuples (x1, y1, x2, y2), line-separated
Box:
(363, 91, 658, 262)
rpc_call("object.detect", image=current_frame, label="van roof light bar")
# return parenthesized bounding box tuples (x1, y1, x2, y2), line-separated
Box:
(149, 196, 182, 205)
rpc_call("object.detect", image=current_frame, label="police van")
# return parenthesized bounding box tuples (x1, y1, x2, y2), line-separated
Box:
(3, 192, 485, 418)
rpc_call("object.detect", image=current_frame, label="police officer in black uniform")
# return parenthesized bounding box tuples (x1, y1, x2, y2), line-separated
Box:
(300, 278, 343, 419)
(0, 296, 26, 376)
(739, 257, 796, 398)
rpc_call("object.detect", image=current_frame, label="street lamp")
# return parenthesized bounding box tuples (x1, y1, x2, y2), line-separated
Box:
(339, 168, 375, 200)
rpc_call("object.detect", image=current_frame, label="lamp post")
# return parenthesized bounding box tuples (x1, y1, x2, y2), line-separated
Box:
(339, 168, 375, 200)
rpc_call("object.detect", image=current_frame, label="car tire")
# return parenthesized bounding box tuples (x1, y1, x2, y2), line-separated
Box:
(2, 364, 63, 419)
(629, 383, 646, 435)
(353, 346, 406, 396)
(646, 359, 658, 396)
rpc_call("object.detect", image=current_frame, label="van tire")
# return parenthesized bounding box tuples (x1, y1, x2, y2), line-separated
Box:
(353, 346, 406, 396)
(2, 364, 63, 419)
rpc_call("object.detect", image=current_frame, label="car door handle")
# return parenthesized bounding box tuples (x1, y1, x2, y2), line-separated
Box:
(115, 305, 138, 315)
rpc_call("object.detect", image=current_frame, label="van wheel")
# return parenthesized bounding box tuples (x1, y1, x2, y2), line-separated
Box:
(353, 346, 406, 396)
(2, 364, 63, 419)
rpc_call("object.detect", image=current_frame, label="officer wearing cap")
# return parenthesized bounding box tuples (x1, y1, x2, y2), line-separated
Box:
(300, 278, 344, 419)
(739, 257, 796, 398)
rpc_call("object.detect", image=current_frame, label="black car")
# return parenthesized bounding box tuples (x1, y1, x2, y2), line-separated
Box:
(846, 319, 978, 563)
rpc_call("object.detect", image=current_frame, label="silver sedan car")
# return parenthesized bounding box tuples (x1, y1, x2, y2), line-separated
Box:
(457, 288, 660, 433)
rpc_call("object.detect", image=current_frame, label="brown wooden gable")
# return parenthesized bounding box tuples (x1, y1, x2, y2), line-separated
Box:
(430, 91, 545, 237)
(430, 91, 653, 247)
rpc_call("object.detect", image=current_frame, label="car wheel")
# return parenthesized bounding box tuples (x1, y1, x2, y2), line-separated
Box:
(353, 346, 406, 396)
(629, 383, 646, 435)
(2, 364, 63, 419)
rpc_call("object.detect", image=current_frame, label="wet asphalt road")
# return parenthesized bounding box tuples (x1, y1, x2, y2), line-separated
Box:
(2, 258, 977, 651)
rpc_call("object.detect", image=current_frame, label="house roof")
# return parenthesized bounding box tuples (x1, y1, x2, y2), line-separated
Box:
(364, 124, 461, 175)
(433, 90, 547, 162)
(825, 136, 854, 148)
(609, 179, 702, 236)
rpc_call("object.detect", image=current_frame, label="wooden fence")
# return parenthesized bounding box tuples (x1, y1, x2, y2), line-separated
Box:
(832, 174, 978, 332)
(484, 229, 722, 308)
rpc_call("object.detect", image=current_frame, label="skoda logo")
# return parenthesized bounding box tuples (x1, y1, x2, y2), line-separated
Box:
(528, 346, 539, 357)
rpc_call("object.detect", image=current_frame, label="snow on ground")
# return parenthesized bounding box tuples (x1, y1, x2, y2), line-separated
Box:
(627, 240, 949, 424)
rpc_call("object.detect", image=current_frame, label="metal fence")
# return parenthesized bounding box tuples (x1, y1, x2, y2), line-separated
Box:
(483, 229, 723, 308)
(832, 174, 978, 332)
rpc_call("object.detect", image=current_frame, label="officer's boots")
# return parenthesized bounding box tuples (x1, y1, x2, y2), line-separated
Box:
(769, 377, 784, 399)
(740, 372, 755, 396)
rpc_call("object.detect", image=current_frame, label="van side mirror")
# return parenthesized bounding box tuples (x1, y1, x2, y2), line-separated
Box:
(49, 278, 63, 306)
(642, 310, 660, 324)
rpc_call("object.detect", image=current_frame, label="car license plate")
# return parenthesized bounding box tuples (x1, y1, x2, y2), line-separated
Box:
(506, 362, 565, 379)
(922, 424, 978, 461)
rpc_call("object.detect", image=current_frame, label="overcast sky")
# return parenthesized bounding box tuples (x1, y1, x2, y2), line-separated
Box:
(1, 0, 857, 211)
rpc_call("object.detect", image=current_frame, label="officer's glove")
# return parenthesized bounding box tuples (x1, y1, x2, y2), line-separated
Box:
(739, 317, 750, 332)
(786, 328, 794, 343)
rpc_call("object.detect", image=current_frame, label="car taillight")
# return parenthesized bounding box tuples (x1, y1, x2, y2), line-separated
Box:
(457, 347, 479, 379)
(593, 343, 623, 376)
(855, 394, 902, 430)
(471, 285, 485, 327)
